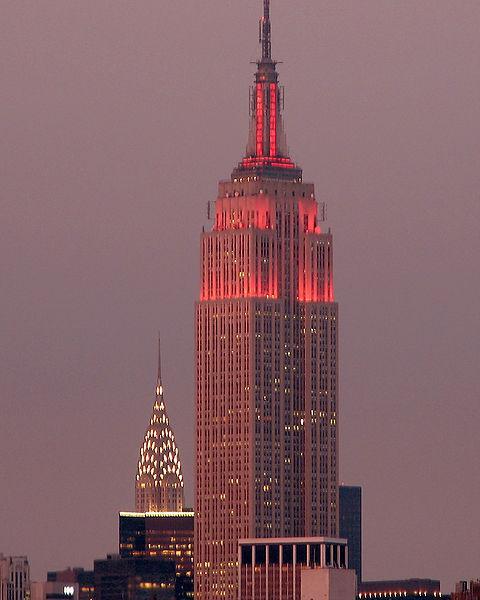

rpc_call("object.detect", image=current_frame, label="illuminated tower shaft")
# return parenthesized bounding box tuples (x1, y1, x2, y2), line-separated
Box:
(195, 3, 338, 599)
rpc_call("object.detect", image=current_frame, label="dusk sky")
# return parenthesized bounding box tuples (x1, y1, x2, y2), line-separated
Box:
(1, 0, 479, 590)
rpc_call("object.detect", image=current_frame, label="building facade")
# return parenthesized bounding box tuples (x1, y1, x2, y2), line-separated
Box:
(358, 580, 442, 600)
(195, 2, 339, 598)
(239, 537, 355, 600)
(136, 338, 185, 513)
(452, 581, 480, 600)
(31, 567, 94, 600)
(31, 581, 78, 600)
(93, 556, 176, 600)
(119, 512, 194, 598)
(0, 555, 30, 600)
(76, 572, 94, 600)
(339, 486, 362, 584)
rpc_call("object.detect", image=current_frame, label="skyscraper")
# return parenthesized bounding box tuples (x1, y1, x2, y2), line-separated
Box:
(195, 2, 339, 598)
(136, 338, 185, 513)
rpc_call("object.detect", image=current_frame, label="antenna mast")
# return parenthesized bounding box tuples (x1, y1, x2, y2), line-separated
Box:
(260, 0, 272, 60)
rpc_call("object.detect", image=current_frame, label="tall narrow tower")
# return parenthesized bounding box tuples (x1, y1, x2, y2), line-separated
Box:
(195, 2, 338, 598)
(135, 337, 185, 513)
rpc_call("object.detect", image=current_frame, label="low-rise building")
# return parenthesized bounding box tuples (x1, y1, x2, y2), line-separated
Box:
(0, 554, 30, 600)
(451, 581, 480, 600)
(31, 567, 94, 600)
(238, 537, 356, 600)
(358, 579, 442, 600)
(93, 555, 176, 600)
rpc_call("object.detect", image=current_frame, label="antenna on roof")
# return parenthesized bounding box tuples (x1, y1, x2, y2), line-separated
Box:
(259, 0, 272, 60)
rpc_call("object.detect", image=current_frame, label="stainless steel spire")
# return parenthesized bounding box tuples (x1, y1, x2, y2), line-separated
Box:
(156, 332, 162, 396)
(135, 337, 185, 513)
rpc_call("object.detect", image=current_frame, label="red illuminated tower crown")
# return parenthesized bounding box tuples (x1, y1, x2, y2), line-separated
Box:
(232, 0, 302, 182)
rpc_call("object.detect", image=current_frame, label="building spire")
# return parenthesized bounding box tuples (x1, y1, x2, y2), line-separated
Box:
(260, 0, 272, 61)
(231, 0, 302, 181)
(135, 337, 185, 513)
(156, 333, 163, 397)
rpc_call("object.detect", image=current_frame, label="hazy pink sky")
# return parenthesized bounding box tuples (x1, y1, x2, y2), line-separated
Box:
(1, 0, 479, 590)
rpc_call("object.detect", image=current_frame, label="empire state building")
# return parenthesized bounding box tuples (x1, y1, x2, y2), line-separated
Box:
(195, 2, 338, 598)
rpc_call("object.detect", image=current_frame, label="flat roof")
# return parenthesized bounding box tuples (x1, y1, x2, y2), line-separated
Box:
(119, 511, 194, 518)
(239, 537, 348, 545)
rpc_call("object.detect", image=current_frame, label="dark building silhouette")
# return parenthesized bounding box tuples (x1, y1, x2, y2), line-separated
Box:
(358, 579, 441, 600)
(77, 571, 94, 600)
(93, 556, 176, 600)
(339, 485, 362, 583)
(119, 512, 193, 599)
